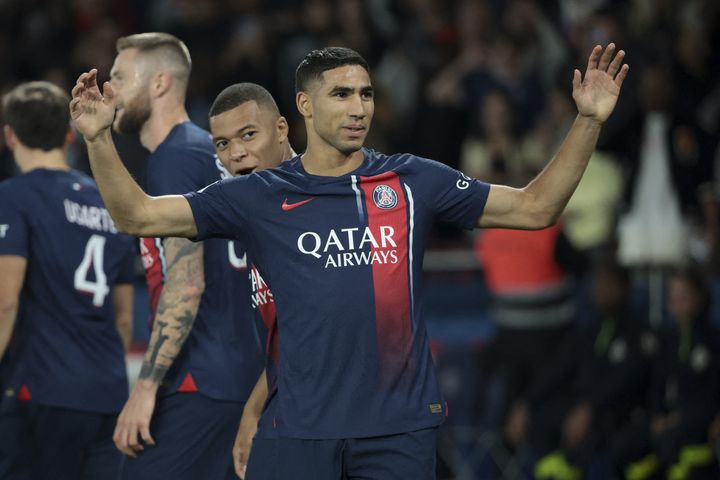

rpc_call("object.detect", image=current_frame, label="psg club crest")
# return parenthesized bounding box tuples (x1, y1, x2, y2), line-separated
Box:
(372, 184, 398, 209)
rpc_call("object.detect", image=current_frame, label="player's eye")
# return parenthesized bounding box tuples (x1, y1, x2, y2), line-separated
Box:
(362, 90, 374, 99)
(242, 131, 257, 141)
(215, 140, 228, 150)
(333, 91, 348, 98)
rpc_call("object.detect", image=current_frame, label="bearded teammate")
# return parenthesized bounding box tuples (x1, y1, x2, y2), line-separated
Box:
(102, 33, 265, 479)
(0, 81, 135, 479)
(71, 43, 629, 479)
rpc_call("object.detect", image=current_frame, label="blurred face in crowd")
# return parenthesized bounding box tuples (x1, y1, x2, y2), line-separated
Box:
(668, 276, 704, 325)
(639, 65, 674, 113)
(592, 269, 628, 316)
(210, 101, 288, 176)
(109, 48, 152, 134)
(300, 64, 374, 156)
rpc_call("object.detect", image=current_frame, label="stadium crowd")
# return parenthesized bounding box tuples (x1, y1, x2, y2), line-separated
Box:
(1, 0, 719, 479)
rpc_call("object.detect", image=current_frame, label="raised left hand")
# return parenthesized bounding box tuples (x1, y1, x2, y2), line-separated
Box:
(572, 43, 629, 124)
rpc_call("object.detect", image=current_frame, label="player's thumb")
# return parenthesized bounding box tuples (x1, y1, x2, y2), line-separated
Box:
(572, 69, 581, 92)
(103, 82, 117, 104)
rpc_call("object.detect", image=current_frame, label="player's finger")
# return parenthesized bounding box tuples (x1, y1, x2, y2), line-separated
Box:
(71, 81, 84, 99)
(140, 423, 155, 446)
(86, 69, 98, 88)
(597, 43, 615, 71)
(614, 64, 630, 88)
(606, 49, 625, 77)
(128, 425, 144, 452)
(69, 97, 81, 114)
(586, 45, 602, 71)
(572, 69, 581, 92)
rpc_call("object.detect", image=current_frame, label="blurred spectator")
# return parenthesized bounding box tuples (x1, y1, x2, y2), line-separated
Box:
(460, 89, 530, 185)
(505, 259, 654, 479)
(618, 62, 716, 268)
(608, 266, 720, 479)
(473, 223, 583, 464)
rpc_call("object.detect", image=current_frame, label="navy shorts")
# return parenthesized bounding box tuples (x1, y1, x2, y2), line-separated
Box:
(0, 400, 122, 480)
(121, 392, 244, 480)
(245, 427, 438, 480)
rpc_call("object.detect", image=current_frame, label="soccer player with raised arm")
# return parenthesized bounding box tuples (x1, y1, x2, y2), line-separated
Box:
(71, 44, 628, 479)
(0, 81, 135, 479)
(98, 33, 268, 479)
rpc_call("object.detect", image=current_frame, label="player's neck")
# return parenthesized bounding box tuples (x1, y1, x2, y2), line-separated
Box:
(14, 147, 69, 173)
(301, 142, 364, 177)
(140, 104, 190, 152)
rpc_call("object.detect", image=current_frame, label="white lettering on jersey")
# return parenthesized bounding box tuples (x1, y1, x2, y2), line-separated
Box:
(0, 224, 8, 238)
(456, 172, 471, 190)
(63, 200, 118, 233)
(298, 226, 399, 269)
(228, 241, 248, 270)
(140, 239, 154, 270)
(250, 266, 274, 308)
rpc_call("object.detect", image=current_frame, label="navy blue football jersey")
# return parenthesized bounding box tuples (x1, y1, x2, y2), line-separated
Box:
(186, 149, 490, 438)
(140, 121, 264, 401)
(0, 169, 135, 413)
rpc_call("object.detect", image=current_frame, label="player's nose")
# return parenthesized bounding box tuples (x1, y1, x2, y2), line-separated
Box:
(347, 93, 367, 118)
(229, 141, 248, 159)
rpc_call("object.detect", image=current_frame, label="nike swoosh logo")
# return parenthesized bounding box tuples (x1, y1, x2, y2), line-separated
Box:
(281, 197, 315, 211)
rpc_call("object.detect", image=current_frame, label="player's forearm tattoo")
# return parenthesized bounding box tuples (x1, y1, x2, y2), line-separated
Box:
(139, 319, 170, 382)
(140, 237, 205, 385)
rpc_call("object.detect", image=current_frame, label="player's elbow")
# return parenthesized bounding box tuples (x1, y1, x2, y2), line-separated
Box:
(519, 195, 559, 230)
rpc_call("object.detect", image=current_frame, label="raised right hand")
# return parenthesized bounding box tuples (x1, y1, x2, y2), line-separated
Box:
(70, 69, 116, 141)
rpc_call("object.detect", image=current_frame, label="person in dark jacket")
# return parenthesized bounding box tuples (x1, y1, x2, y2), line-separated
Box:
(504, 259, 655, 479)
(608, 266, 720, 480)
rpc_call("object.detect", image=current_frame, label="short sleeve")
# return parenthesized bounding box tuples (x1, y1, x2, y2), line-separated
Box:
(0, 186, 30, 258)
(145, 146, 214, 195)
(413, 157, 490, 229)
(184, 177, 250, 241)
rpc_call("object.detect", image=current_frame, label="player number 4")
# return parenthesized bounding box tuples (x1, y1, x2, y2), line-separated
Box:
(74, 234, 110, 307)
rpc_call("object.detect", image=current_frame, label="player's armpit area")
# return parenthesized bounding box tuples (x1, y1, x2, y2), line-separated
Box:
(476, 184, 555, 230)
(138, 238, 204, 384)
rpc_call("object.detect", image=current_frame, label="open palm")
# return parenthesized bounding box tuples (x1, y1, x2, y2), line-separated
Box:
(572, 44, 629, 123)
(70, 69, 117, 141)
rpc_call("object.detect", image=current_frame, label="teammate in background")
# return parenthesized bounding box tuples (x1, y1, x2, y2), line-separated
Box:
(71, 43, 629, 479)
(103, 33, 265, 479)
(205, 82, 294, 478)
(0, 81, 135, 479)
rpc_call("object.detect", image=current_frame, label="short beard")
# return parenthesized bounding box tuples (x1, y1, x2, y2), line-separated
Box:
(114, 93, 152, 135)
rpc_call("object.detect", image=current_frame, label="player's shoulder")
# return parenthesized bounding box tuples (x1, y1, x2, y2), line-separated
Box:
(151, 122, 215, 167)
(365, 149, 447, 174)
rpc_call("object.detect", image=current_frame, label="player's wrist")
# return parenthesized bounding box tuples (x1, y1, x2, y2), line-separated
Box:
(135, 377, 160, 393)
(83, 126, 112, 144)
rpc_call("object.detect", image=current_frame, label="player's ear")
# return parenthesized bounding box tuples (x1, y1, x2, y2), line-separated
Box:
(296, 91, 312, 118)
(152, 71, 172, 99)
(65, 125, 76, 146)
(276, 116, 289, 144)
(3, 125, 16, 151)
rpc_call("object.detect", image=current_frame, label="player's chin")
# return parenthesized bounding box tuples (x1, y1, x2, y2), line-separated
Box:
(337, 138, 365, 154)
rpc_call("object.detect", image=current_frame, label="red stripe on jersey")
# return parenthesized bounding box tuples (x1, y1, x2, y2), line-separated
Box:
(177, 372, 199, 392)
(251, 264, 279, 363)
(359, 172, 412, 384)
(18, 384, 32, 402)
(140, 238, 165, 324)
